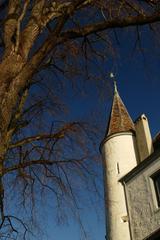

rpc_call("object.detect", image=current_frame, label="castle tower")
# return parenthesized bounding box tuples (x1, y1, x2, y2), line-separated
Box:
(100, 81, 139, 240)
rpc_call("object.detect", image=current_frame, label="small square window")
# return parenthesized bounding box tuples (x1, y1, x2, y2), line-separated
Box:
(151, 170, 160, 207)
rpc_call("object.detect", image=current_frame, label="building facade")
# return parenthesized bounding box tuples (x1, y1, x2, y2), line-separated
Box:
(101, 82, 160, 240)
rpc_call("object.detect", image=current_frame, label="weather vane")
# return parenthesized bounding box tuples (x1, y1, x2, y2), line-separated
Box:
(110, 72, 114, 78)
(110, 72, 117, 93)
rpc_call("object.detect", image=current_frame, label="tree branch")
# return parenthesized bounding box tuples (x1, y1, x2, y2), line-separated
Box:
(19, 0, 45, 58)
(15, 0, 30, 53)
(29, 11, 160, 73)
(61, 12, 160, 39)
(3, 0, 21, 56)
(21, 0, 89, 59)
(9, 122, 79, 148)
(4, 157, 86, 175)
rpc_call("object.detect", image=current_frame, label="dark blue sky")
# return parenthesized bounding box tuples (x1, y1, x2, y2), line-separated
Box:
(19, 25, 160, 240)
(47, 26, 160, 240)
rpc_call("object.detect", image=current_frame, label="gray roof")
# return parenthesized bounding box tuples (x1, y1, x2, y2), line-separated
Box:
(120, 149, 160, 183)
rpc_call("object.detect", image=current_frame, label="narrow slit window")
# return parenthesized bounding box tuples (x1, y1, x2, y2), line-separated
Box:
(117, 162, 120, 174)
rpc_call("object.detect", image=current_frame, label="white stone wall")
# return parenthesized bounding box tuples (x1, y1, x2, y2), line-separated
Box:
(135, 114, 153, 162)
(125, 155, 160, 240)
(102, 133, 138, 240)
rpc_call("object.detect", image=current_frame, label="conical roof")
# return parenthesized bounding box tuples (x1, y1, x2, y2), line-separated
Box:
(105, 82, 135, 138)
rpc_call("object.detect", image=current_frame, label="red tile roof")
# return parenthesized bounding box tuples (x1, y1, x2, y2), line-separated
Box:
(105, 90, 135, 138)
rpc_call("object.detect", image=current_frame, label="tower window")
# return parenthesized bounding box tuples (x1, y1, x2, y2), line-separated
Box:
(151, 170, 160, 207)
(117, 162, 120, 174)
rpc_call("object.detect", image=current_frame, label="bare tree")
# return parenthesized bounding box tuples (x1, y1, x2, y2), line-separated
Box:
(0, 0, 159, 239)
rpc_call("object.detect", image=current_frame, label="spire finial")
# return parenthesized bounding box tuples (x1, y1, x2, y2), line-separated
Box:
(110, 72, 118, 93)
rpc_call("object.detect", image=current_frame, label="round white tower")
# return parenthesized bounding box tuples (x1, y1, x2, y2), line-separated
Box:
(101, 82, 139, 240)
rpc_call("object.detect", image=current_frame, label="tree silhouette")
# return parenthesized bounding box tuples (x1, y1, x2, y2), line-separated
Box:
(0, 0, 159, 239)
